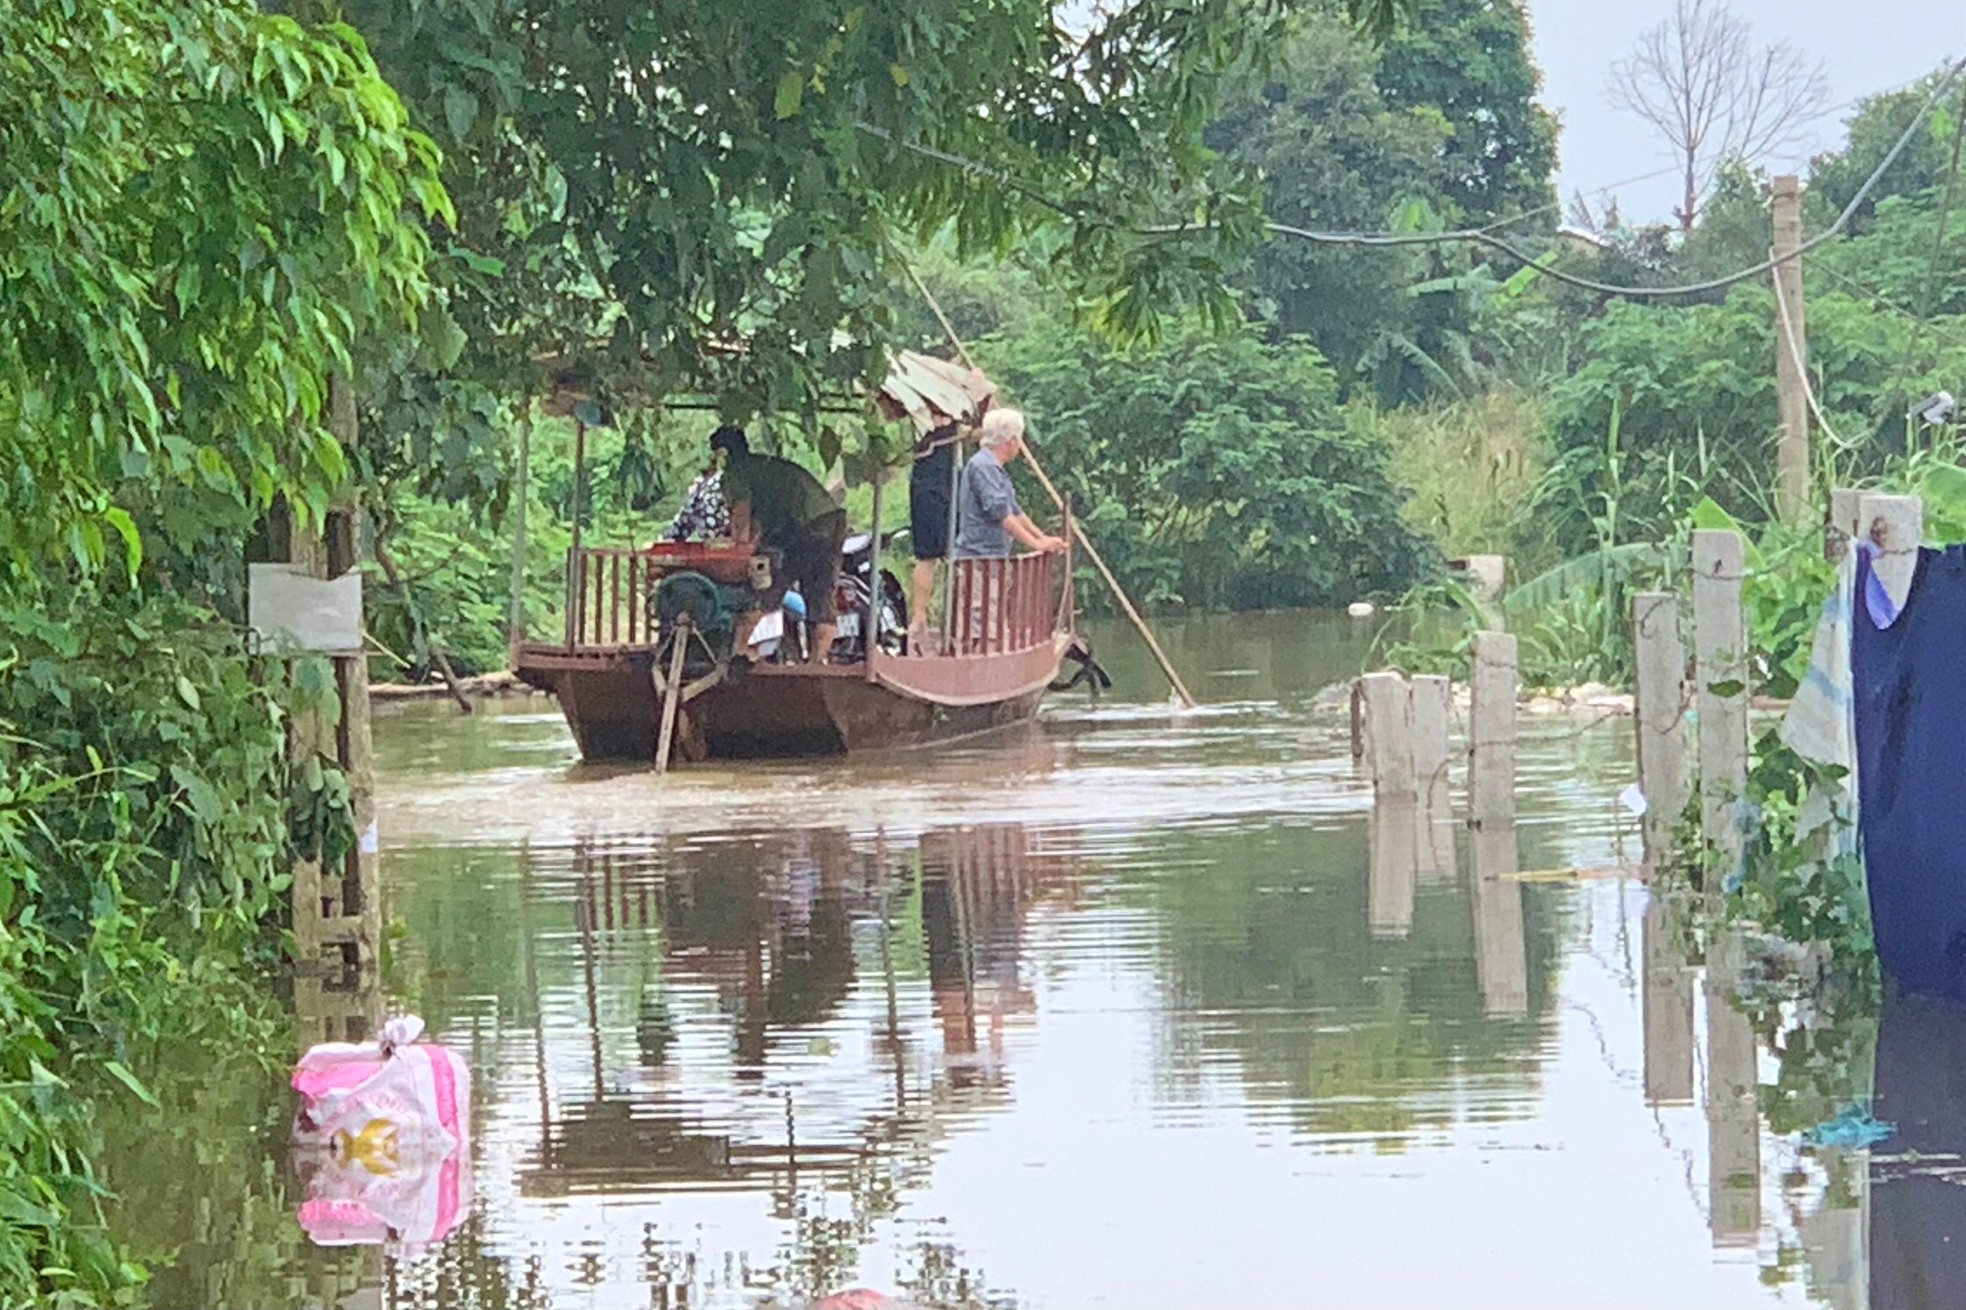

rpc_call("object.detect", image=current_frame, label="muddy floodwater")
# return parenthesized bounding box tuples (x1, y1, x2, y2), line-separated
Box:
(101, 612, 1907, 1309)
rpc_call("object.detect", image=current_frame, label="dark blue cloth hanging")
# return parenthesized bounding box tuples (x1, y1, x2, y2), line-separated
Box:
(1854, 544, 1966, 1002)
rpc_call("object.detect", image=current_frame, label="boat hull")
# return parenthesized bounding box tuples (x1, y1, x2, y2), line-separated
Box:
(514, 637, 1067, 761)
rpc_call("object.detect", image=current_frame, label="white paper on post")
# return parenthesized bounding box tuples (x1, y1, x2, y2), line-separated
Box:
(249, 563, 363, 654)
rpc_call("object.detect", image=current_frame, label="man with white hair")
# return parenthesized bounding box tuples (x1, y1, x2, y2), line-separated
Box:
(952, 408, 1066, 559)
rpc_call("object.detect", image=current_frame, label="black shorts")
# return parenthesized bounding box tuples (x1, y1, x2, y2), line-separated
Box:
(771, 508, 848, 624)
(910, 441, 955, 560)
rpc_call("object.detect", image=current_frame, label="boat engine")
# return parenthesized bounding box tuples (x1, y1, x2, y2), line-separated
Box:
(652, 571, 747, 672)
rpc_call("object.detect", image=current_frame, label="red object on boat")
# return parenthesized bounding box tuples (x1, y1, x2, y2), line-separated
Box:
(643, 539, 758, 585)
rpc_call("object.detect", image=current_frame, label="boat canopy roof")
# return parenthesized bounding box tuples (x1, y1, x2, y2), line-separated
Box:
(874, 350, 996, 433)
(538, 344, 995, 432)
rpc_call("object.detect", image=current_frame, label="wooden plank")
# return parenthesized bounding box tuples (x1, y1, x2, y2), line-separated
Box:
(1691, 529, 1747, 865)
(628, 554, 642, 646)
(1632, 591, 1689, 862)
(1355, 671, 1415, 801)
(1468, 631, 1518, 830)
(325, 376, 379, 973)
(655, 619, 690, 773)
(994, 558, 1006, 653)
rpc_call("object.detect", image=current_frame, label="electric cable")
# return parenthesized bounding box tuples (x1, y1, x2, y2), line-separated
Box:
(859, 54, 1966, 302)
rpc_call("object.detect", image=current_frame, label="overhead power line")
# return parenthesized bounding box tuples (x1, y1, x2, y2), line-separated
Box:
(860, 54, 1966, 302)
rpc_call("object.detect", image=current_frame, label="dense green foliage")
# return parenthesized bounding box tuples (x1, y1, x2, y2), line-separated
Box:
(1210, 0, 1555, 399)
(0, 0, 443, 1301)
(981, 317, 1436, 609)
(332, 0, 1348, 427)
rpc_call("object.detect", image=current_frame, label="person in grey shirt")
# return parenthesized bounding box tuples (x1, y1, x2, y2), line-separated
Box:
(952, 408, 1066, 559)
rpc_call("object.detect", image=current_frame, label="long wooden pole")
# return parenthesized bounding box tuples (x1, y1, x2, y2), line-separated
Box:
(508, 408, 532, 654)
(655, 616, 689, 774)
(866, 468, 884, 680)
(899, 259, 1197, 708)
(566, 417, 588, 651)
(1019, 447, 1195, 708)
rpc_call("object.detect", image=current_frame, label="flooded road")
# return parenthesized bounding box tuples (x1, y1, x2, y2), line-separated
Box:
(104, 613, 1892, 1308)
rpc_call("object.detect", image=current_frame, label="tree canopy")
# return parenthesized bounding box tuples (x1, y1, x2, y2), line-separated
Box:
(330, 0, 1356, 433)
(0, 0, 445, 581)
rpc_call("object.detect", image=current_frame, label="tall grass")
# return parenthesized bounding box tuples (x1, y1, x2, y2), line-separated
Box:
(1381, 387, 1542, 560)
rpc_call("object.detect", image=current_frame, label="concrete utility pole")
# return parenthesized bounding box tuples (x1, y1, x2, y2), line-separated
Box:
(1772, 174, 1809, 522)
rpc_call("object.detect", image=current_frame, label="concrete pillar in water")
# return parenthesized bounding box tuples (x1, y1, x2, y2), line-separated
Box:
(1355, 671, 1417, 802)
(1468, 631, 1517, 831)
(1642, 889, 1696, 1105)
(1705, 926, 1761, 1246)
(1470, 823, 1527, 1018)
(1798, 1148, 1870, 1310)
(1632, 591, 1690, 862)
(1411, 674, 1457, 881)
(1691, 530, 1747, 869)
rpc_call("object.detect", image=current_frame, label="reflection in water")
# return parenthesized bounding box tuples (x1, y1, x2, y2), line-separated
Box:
(98, 657, 1957, 1309)
(290, 1018, 474, 1255)
(1642, 890, 1695, 1106)
(500, 824, 1070, 1305)
(1706, 927, 1762, 1247)
(1469, 824, 1528, 1019)
(1367, 801, 1418, 941)
(1870, 989, 1966, 1310)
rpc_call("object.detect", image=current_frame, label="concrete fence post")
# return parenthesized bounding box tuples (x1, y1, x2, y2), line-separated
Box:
(1468, 632, 1518, 830)
(1827, 487, 1862, 563)
(1410, 674, 1456, 880)
(1631, 591, 1690, 861)
(1691, 530, 1747, 867)
(1355, 671, 1417, 802)
(1859, 492, 1922, 616)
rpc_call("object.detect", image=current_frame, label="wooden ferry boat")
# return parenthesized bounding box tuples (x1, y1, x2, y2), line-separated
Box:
(513, 354, 1082, 764)
(514, 546, 1077, 762)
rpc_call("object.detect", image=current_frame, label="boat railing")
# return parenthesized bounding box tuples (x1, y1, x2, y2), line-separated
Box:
(556, 542, 1067, 659)
(564, 547, 656, 652)
(944, 552, 1058, 655)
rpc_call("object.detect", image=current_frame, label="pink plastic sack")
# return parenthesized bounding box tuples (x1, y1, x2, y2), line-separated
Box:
(291, 1015, 472, 1253)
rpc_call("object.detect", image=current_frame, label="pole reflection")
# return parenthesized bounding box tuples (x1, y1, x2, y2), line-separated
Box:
(1705, 926, 1761, 1247)
(499, 822, 1072, 1303)
(1469, 824, 1528, 1019)
(1367, 800, 1419, 942)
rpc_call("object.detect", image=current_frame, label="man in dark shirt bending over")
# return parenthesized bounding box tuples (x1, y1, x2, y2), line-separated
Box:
(711, 426, 847, 662)
(953, 408, 1066, 559)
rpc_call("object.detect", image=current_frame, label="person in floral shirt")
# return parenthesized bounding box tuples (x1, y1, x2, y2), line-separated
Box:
(664, 457, 730, 541)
